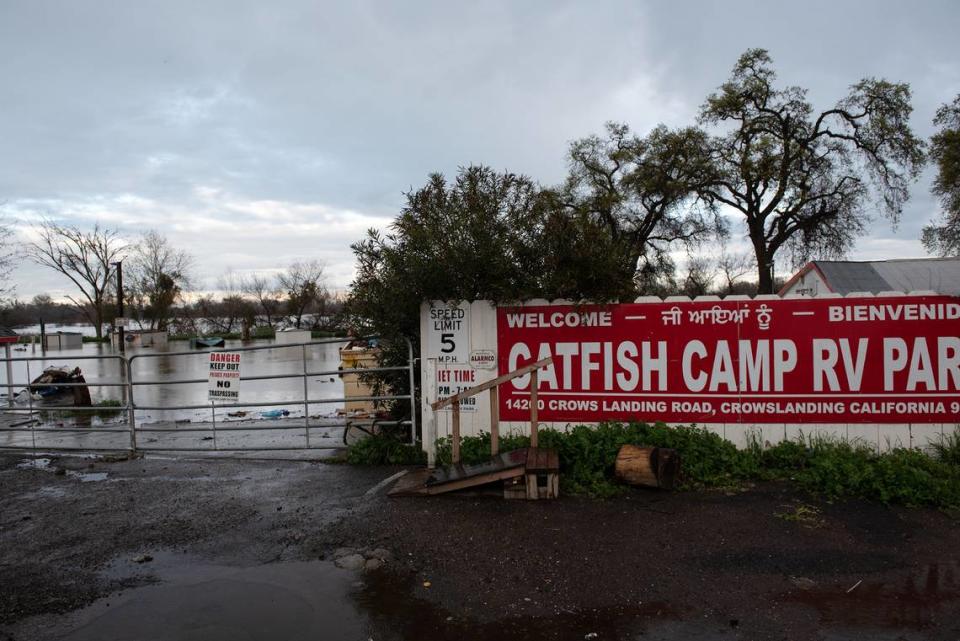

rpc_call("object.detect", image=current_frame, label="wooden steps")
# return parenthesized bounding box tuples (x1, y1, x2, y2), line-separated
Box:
(388, 447, 559, 499)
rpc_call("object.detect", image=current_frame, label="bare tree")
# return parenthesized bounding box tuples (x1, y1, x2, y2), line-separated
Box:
(681, 254, 716, 297)
(126, 230, 193, 330)
(241, 272, 283, 327)
(278, 260, 328, 329)
(716, 241, 755, 295)
(0, 218, 16, 301)
(207, 269, 255, 334)
(26, 221, 126, 339)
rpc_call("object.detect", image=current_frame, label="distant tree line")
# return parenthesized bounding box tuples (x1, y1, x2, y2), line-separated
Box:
(2, 222, 339, 337)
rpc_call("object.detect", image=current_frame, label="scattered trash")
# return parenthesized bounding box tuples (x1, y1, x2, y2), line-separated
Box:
(846, 579, 862, 593)
(261, 409, 291, 419)
(22, 366, 92, 406)
(132, 554, 153, 564)
(422, 581, 431, 588)
(201, 436, 214, 441)
(227, 411, 248, 418)
(584, 633, 599, 640)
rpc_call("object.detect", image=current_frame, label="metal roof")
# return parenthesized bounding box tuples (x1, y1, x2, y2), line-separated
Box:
(0, 326, 18, 338)
(799, 258, 960, 295)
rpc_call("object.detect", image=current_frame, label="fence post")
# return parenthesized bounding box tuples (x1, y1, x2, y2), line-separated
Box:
(125, 356, 137, 452)
(4, 344, 12, 408)
(529, 369, 538, 448)
(407, 338, 417, 445)
(489, 386, 499, 456)
(301, 344, 310, 448)
(211, 401, 217, 449)
(26, 360, 36, 452)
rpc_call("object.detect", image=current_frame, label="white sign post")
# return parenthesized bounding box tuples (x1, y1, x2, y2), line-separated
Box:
(208, 352, 242, 403)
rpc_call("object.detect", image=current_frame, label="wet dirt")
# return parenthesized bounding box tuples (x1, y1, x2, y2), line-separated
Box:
(2, 453, 959, 641)
(785, 561, 960, 637)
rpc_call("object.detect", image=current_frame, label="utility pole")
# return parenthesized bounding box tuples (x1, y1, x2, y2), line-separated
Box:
(113, 261, 125, 353)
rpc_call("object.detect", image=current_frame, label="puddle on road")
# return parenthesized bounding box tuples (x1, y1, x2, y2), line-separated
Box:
(15, 551, 955, 641)
(11, 551, 737, 641)
(785, 562, 960, 637)
(22, 553, 367, 641)
(17, 457, 53, 470)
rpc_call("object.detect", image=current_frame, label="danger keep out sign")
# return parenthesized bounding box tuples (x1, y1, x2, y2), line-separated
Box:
(208, 351, 242, 402)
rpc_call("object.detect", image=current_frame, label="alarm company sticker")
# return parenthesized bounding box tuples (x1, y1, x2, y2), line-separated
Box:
(469, 349, 496, 370)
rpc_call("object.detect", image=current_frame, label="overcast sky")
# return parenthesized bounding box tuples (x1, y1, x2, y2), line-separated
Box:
(2, 0, 958, 301)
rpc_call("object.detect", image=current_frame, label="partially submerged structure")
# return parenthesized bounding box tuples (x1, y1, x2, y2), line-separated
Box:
(275, 328, 312, 344)
(780, 258, 960, 297)
(44, 332, 83, 350)
(111, 329, 168, 350)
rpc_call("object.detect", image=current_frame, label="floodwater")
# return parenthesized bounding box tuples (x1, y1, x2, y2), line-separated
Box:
(1, 337, 348, 426)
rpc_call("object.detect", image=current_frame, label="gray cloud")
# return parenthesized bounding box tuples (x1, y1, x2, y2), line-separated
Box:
(1, 0, 958, 299)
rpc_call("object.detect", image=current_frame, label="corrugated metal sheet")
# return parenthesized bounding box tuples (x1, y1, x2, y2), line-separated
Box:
(815, 262, 888, 293)
(810, 258, 960, 295)
(871, 259, 960, 296)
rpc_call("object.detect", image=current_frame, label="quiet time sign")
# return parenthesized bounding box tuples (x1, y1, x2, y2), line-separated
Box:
(208, 351, 242, 402)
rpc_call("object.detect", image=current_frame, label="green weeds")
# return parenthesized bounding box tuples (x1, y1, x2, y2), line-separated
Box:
(349, 423, 960, 508)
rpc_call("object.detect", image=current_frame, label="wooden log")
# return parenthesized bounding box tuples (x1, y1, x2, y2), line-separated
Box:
(614, 445, 680, 490)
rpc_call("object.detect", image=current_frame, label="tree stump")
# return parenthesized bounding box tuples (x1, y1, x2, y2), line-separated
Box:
(614, 445, 680, 490)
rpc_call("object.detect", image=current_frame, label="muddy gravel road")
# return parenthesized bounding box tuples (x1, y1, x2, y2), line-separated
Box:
(1, 452, 958, 641)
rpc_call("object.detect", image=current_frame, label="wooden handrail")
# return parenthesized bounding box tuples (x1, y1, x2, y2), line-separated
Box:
(430, 357, 553, 410)
(432, 356, 553, 463)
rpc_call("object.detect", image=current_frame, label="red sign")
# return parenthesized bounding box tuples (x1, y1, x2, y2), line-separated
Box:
(496, 297, 960, 424)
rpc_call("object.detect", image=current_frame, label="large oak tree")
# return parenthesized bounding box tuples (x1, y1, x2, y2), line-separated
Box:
(698, 49, 925, 293)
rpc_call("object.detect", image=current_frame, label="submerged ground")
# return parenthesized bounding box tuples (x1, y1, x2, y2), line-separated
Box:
(0, 452, 957, 641)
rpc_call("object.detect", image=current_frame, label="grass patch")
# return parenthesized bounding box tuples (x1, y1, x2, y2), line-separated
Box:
(345, 434, 425, 465)
(932, 430, 960, 467)
(348, 422, 960, 508)
(39, 399, 126, 421)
